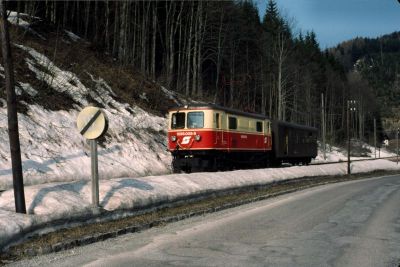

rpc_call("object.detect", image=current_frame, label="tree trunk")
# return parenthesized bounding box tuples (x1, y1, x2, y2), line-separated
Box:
(261, 57, 266, 115)
(213, 7, 225, 103)
(197, 1, 206, 97)
(112, 3, 119, 57)
(151, 1, 157, 80)
(84, 1, 90, 38)
(118, 1, 127, 63)
(191, 4, 199, 96)
(105, 0, 110, 52)
(185, 3, 194, 96)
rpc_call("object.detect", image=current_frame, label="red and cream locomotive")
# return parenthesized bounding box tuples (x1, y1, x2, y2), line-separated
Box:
(167, 104, 317, 172)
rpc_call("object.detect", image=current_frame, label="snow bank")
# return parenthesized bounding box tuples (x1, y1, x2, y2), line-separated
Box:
(0, 159, 398, 249)
(313, 142, 396, 163)
(0, 45, 172, 190)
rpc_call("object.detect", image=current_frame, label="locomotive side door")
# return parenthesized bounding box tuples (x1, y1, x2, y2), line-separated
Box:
(227, 116, 238, 150)
(214, 112, 223, 148)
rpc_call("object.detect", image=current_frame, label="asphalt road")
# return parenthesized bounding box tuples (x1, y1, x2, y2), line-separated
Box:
(8, 174, 400, 267)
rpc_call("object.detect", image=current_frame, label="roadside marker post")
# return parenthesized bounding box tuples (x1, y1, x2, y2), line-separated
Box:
(397, 128, 399, 165)
(77, 106, 108, 207)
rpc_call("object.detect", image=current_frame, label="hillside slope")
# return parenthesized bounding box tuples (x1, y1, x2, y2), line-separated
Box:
(0, 14, 189, 190)
(330, 32, 400, 129)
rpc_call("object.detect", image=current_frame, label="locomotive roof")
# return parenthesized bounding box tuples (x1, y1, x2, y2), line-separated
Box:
(169, 104, 318, 131)
(168, 103, 270, 120)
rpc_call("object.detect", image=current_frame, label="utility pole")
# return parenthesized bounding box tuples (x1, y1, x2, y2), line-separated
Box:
(347, 100, 356, 175)
(0, 0, 26, 213)
(347, 100, 350, 175)
(374, 118, 376, 159)
(321, 93, 326, 160)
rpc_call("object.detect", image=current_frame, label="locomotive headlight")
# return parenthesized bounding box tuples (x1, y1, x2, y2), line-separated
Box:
(194, 134, 201, 141)
(171, 135, 177, 142)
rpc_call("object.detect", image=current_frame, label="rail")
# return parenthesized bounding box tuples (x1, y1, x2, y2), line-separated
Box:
(310, 156, 398, 166)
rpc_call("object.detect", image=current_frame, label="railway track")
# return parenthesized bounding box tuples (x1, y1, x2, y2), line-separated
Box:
(310, 156, 398, 166)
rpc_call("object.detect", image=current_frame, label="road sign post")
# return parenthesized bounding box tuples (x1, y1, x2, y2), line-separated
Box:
(90, 140, 99, 207)
(77, 106, 108, 207)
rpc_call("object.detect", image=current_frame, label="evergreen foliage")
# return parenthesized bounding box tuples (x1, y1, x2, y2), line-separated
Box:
(332, 32, 400, 118)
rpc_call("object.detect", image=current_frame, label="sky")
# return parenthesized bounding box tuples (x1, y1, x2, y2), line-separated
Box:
(256, 0, 400, 49)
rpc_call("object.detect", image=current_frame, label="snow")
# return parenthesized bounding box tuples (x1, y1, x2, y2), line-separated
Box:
(7, 11, 30, 27)
(0, 159, 399, 249)
(160, 86, 202, 106)
(161, 86, 183, 105)
(0, 44, 172, 191)
(7, 11, 46, 40)
(16, 82, 38, 97)
(64, 30, 81, 42)
(313, 142, 396, 163)
(0, 64, 4, 79)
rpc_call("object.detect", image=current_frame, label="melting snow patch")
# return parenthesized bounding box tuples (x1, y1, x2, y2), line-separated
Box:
(17, 82, 38, 97)
(16, 44, 89, 106)
(64, 30, 81, 42)
(7, 11, 46, 40)
(7, 11, 30, 27)
(139, 92, 149, 102)
(161, 86, 183, 105)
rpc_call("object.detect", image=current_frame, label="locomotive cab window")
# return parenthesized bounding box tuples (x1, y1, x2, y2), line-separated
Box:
(256, 121, 263, 133)
(229, 117, 237, 130)
(187, 112, 204, 129)
(171, 112, 185, 129)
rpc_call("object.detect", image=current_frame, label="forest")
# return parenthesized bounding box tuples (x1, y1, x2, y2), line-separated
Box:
(331, 32, 400, 121)
(6, 0, 389, 145)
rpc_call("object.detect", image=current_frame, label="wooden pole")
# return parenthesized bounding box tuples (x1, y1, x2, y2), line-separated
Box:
(0, 0, 26, 213)
(374, 118, 376, 159)
(322, 93, 326, 160)
(347, 100, 351, 175)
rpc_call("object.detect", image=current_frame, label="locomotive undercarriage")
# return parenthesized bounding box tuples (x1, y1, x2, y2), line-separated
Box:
(172, 150, 312, 173)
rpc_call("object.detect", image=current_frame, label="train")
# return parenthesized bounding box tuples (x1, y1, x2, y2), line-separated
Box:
(167, 104, 318, 173)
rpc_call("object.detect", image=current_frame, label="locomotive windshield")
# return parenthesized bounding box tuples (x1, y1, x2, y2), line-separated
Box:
(171, 112, 185, 129)
(187, 112, 204, 129)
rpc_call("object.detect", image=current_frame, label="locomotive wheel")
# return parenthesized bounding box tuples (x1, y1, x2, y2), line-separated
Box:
(172, 160, 181, 173)
(173, 165, 181, 173)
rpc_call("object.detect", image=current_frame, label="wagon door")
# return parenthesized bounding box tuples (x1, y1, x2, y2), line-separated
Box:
(284, 127, 289, 155)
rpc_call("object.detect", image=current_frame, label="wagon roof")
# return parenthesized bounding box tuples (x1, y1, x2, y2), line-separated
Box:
(273, 120, 318, 132)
